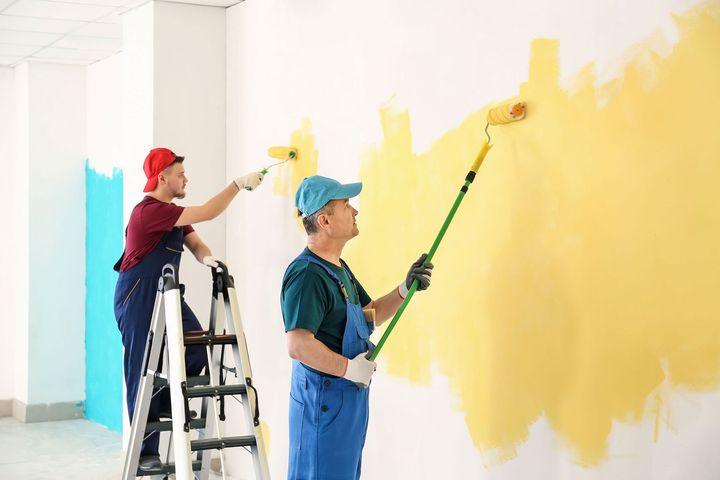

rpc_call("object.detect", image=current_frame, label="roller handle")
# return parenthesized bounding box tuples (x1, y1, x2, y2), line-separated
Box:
(471, 142, 492, 174)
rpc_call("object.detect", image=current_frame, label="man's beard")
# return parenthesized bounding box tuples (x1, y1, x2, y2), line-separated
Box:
(174, 192, 186, 199)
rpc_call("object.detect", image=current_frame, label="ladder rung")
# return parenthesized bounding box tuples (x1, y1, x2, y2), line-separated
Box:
(136, 459, 202, 476)
(191, 435, 256, 451)
(186, 384, 247, 398)
(184, 332, 238, 346)
(154, 374, 210, 389)
(146, 418, 207, 433)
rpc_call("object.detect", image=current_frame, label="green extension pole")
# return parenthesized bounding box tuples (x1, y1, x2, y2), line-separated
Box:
(368, 142, 493, 361)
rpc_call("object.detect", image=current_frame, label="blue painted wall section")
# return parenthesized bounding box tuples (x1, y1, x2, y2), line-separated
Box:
(85, 161, 123, 432)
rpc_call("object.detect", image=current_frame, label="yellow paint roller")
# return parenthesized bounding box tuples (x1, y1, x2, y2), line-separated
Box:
(261, 146, 298, 175)
(475, 101, 526, 171)
(369, 101, 528, 361)
(487, 101, 526, 126)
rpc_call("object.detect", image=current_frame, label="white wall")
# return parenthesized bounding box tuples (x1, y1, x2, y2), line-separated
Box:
(23, 62, 86, 406)
(122, 2, 154, 215)
(224, 0, 713, 478)
(87, 53, 123, 175)
(4, 62, 87, 418)
(13, 64, 29, 408)
(0, 66, 16, 403)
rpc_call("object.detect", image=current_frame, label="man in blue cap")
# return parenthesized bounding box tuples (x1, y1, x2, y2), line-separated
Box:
(281, 175, 433, 479)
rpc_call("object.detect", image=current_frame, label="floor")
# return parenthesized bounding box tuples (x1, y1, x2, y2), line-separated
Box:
(0, 416, 122, 479)
(0, 417, 230, 479)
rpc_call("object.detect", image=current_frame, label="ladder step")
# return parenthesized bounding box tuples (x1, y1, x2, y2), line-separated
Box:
(184, 331, 238, 346)
(186, 384, 247, 398)
(146, 418, 207, 433)
(154, 374, 210, 389)
(136, 459, 202, 476)
(191, 435, 257, 451)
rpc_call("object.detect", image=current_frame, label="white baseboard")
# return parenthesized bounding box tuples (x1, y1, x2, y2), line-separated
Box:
(0, 399, 11, 417)
(12, 399, 84, 422)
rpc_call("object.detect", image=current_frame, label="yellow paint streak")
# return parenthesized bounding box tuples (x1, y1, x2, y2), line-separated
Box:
(652, 392, 662, 442)
(273, 118, 319, 198)
(260, 419, 271, 456)
(345, 3, 720, 466)
(272, 118, 319, 230)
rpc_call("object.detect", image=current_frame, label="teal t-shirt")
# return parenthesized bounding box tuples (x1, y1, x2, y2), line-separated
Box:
(281, 248, 372, 358)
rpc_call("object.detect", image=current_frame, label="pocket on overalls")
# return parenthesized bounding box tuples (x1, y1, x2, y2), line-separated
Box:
(165, 228, 185, 253)
(318, 389, 344, 433)
(289, 394, 304, 451)
(351, 307, 374, 349)
(121, 278, 142, 307)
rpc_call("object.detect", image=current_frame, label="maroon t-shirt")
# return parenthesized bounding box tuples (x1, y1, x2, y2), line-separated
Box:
(119, 196, 195, 272)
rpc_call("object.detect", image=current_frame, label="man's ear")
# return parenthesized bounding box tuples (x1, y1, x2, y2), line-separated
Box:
(317, 213, 330, 229)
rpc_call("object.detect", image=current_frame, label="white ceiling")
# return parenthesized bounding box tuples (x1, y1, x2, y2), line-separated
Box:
(0, 0, 241, 67)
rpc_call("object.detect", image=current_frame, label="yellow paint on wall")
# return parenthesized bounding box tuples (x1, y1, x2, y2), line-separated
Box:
(345, 3, 720, 466)
(272, 118, 319, 230)
(273, 118, 319, 198)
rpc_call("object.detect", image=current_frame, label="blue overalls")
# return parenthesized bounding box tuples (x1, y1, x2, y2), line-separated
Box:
(113, 226, 207, 457)
(286, 255, 375, 480)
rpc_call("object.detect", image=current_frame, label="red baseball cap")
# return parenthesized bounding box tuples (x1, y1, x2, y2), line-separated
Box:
(143, 147, 177, 192)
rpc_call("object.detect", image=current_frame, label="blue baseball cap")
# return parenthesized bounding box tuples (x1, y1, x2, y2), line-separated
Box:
(295, 175, 363, 217)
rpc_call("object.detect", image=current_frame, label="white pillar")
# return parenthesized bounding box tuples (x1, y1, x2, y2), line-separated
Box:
(0, 66, 17, 416)
(12, 62, 86, 422)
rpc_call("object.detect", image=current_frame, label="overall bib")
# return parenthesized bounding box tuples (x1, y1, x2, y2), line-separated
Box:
(286, 255, 375, 480)
(113, 226, 207, 456)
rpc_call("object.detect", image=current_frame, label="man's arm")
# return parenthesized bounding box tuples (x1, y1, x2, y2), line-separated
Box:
(175, 172, 264, 227)
(287, 329, 348, 376)
(364, 288, 404, 327)
(184, 231, 212, 264)
(175, 183, 240, 227)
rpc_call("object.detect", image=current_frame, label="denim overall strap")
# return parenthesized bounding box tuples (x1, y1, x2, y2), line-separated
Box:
(290, 255, 374, 359)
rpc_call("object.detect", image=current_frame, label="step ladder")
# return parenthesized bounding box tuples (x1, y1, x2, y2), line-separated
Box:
(121, 262, 270, 480)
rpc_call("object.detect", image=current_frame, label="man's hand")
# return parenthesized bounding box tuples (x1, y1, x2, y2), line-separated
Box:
(398, 253, 434, 298)
(234, 172, 264, 191)
(343, 352, 377, 388)
(202, 255, 222, 268)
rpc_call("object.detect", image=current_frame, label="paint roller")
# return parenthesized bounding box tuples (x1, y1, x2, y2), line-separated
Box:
(241, 146, 298, 190)
(262, 146, 298, 174)
(367, 101, 527, 361)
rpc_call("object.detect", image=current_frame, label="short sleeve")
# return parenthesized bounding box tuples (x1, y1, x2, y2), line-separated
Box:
(281, 266, 329, 334)
(183, 224, 195, 236)
(139, 201, 185, 233)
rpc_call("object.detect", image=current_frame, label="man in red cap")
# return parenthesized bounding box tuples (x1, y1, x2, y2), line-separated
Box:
(112, 147, 264, 471)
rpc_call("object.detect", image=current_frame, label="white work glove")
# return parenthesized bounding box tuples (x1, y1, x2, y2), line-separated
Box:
(343, 352, 377, 388)
(398, 253, 434, 298)
(234, 172, 264, 191)
(202, 255, 221, 268)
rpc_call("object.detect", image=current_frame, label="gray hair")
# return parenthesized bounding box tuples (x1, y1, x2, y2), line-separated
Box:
(299, 202, 334, 235)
